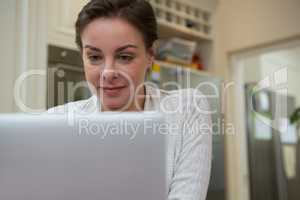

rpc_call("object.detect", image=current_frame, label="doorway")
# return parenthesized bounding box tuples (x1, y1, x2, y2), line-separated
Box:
(230, 38, 300, 200)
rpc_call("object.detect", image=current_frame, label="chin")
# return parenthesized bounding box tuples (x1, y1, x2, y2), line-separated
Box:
(102, 103, 129, 111)
(102, 97, 131, 111)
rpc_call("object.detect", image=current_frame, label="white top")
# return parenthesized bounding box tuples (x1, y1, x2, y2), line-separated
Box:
(48, 84, 212, 200)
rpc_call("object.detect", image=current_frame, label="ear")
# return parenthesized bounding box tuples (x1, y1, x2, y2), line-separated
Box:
(146, 42, 157, 69)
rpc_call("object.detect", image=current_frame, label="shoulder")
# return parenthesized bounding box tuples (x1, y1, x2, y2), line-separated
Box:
(149, 86, 212, 136)
(46, 95, 98, 114)
(155, 87, 211, 115)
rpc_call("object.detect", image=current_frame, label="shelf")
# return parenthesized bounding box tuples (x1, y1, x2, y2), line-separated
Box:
(149, 0, 213, 42)
(154, 60, 216, 78)
(157, 19, 212, 42)
(154, 4, 210, 26)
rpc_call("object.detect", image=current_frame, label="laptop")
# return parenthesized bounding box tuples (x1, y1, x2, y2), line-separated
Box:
(0, 112, 167, 200)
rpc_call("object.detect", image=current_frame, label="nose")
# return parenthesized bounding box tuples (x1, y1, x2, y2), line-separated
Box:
(101, 69, 119, 82)
(100, 59, 119, 82)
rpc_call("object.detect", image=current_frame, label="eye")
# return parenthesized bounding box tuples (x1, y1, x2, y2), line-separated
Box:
(117, 54, 134, 63)
(88, 55, 102, 64)
(89, 55, 100, 61)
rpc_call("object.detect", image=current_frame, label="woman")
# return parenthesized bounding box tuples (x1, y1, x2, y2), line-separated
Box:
(49, 0, 212, 199)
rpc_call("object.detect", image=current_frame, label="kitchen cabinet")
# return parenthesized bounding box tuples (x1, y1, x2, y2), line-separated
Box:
(47, 0, 88, 50)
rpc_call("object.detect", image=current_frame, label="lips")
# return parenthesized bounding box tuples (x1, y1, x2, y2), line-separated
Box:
(99, 86, 126, 96)
(102, 86, 125, 90)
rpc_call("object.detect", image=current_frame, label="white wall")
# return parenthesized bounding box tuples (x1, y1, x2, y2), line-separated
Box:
(0, 0, 17, 112)
(212, 0, 300, 200)
(213, 0, 300, 76)
(286, 67, 300, 107)
(0, 0, 48, 113)
(243, 57, 262, 83)
(261, 51, 300, 107)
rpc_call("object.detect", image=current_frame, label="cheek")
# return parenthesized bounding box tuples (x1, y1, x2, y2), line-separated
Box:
(125, 62, 148, 85)
(84, 65, 99, 85)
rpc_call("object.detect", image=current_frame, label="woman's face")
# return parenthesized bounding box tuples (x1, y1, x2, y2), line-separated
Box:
(81, 17, 154, 111)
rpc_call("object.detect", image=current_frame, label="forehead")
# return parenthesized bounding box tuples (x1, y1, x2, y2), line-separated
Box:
(81, 17, 145, 51)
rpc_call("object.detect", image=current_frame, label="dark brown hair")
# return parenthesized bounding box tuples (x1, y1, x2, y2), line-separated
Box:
(75, 0, 158, 50)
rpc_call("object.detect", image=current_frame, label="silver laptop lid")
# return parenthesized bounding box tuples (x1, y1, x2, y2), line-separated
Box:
(0, 112, 167, 200)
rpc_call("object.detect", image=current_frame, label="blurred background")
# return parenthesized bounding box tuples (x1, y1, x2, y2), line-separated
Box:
(0, 0, 300, 200)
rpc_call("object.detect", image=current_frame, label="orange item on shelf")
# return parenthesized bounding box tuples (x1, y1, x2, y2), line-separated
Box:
(191, 54, 204, 70)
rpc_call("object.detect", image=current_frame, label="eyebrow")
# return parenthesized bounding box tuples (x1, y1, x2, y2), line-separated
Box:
(84, 44, 138, 52)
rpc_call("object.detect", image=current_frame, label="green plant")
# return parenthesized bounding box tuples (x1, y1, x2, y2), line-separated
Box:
(290, 107, 300, 125)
